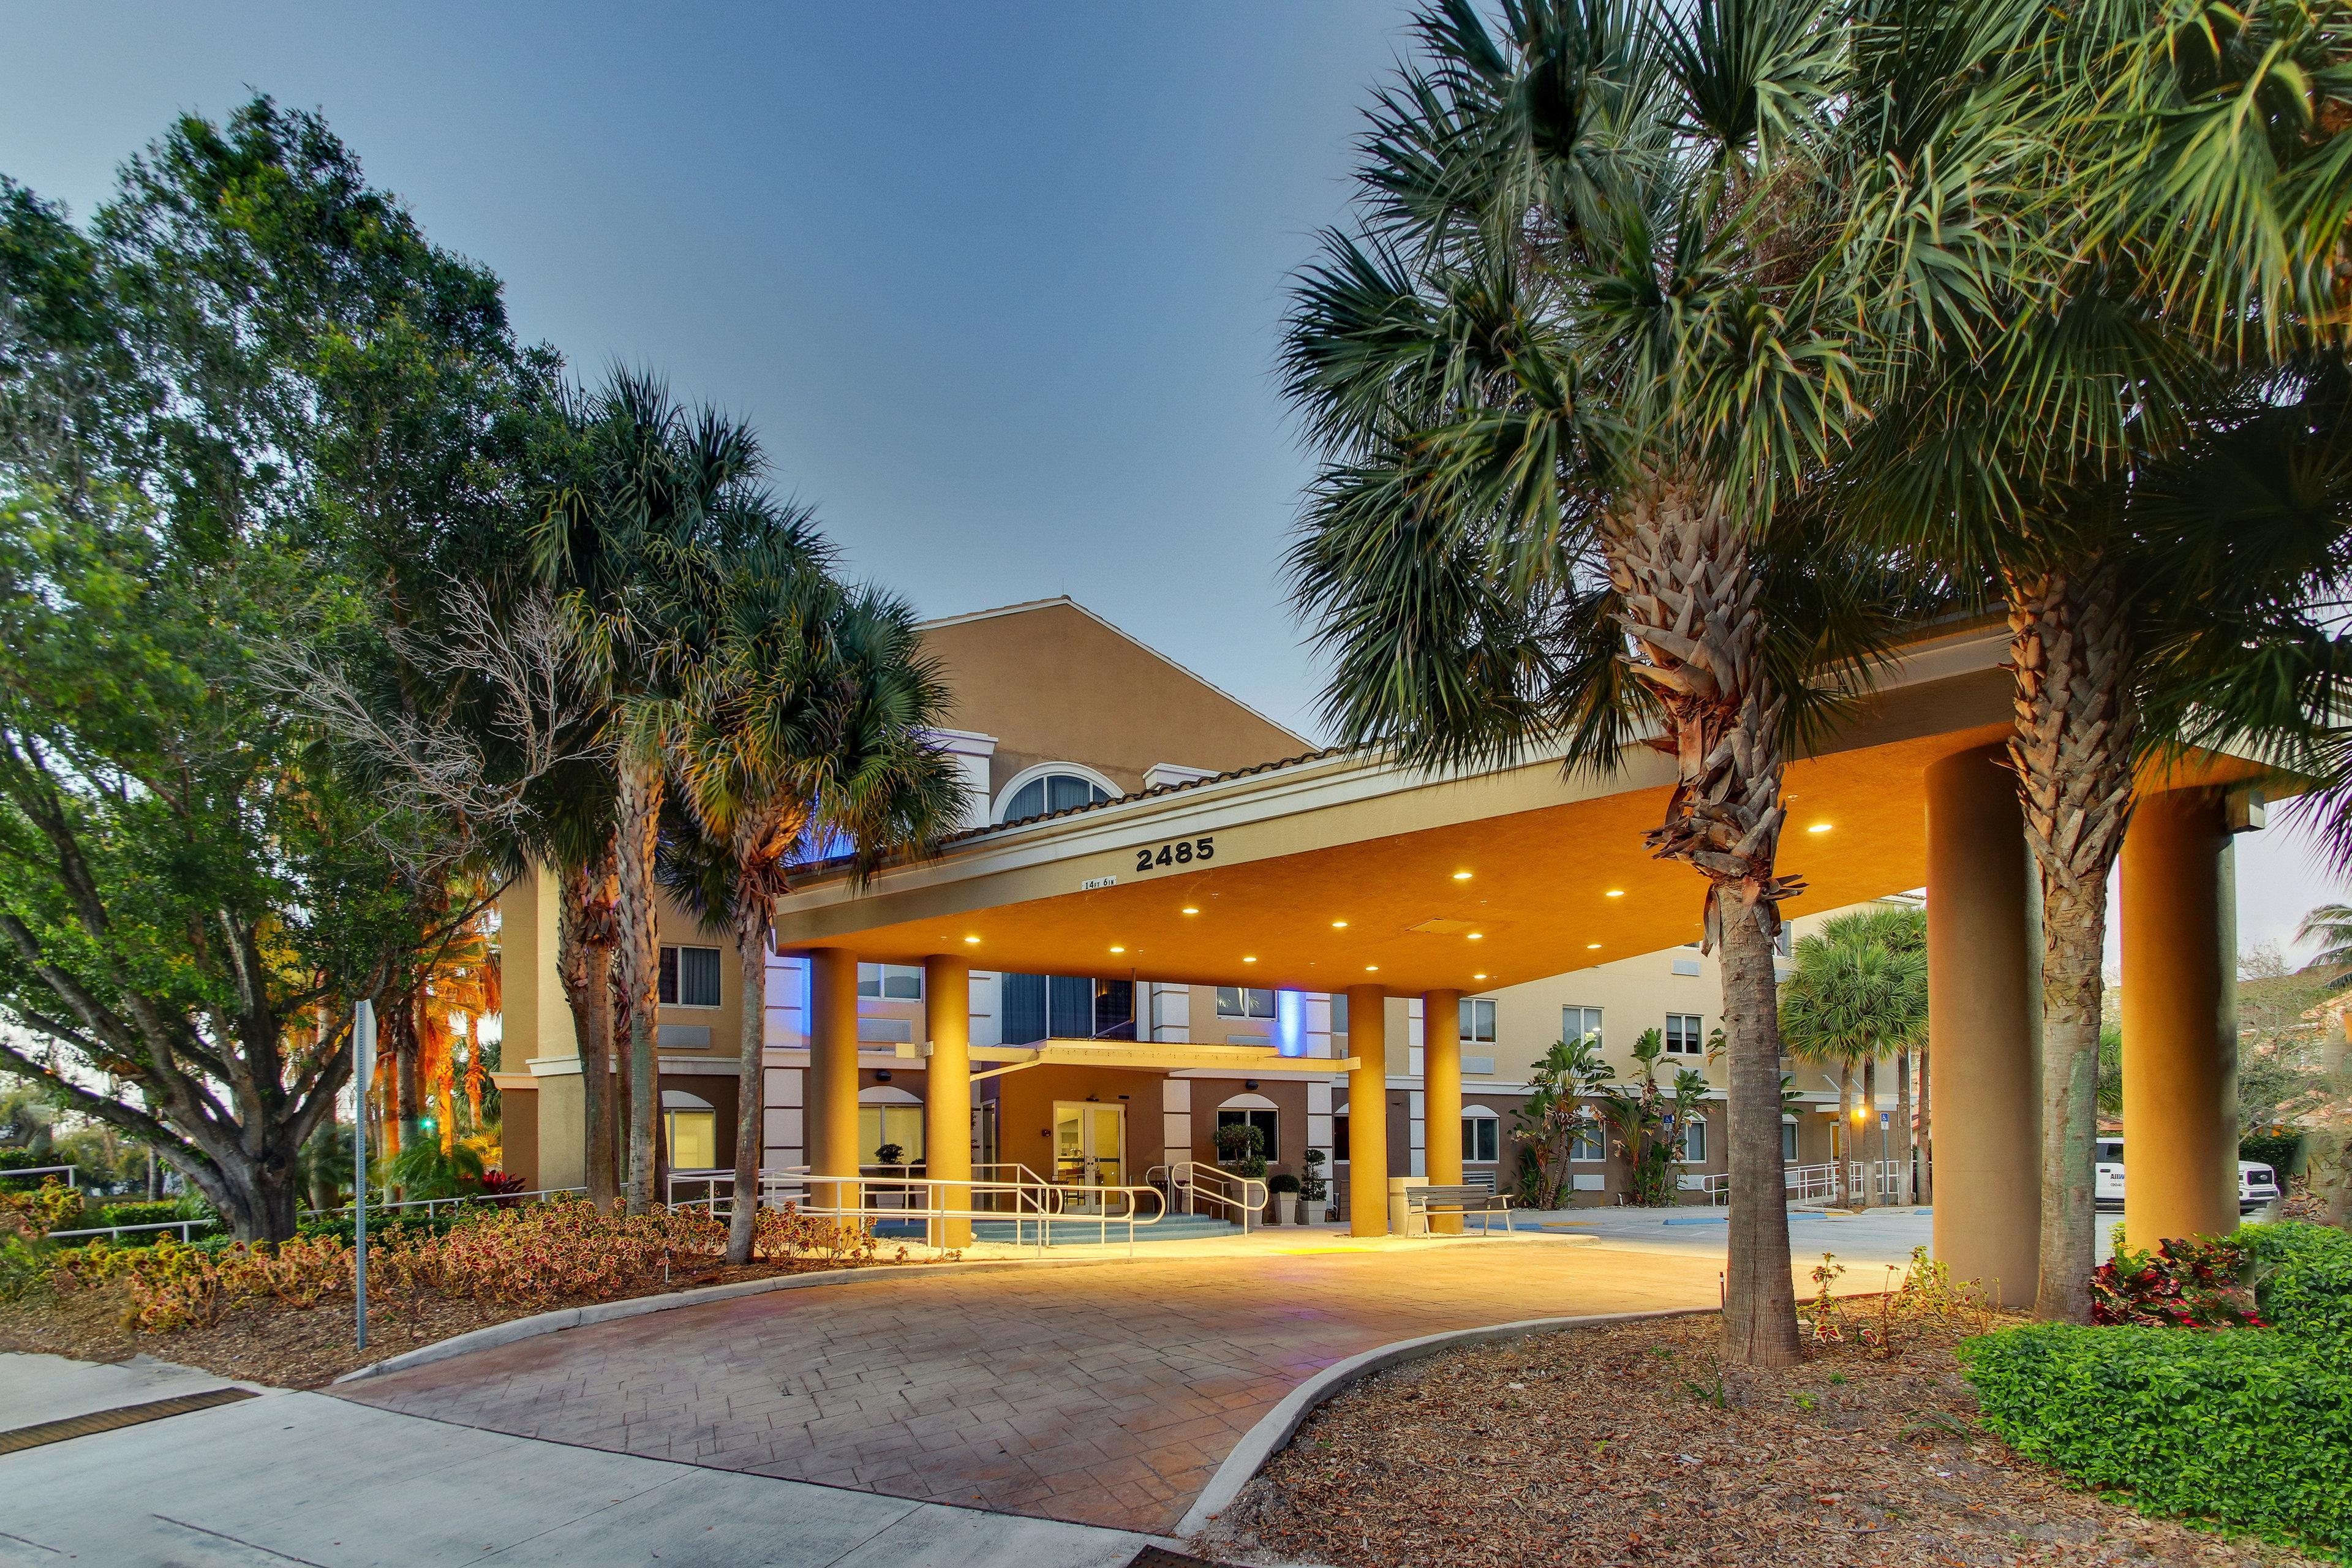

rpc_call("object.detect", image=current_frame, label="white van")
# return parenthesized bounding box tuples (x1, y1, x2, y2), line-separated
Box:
(2095, 1139, 2280, 1214)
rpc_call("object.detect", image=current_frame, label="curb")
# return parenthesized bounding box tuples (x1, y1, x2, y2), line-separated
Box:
(1174, 1306, 1717, 1539)
(328, 1251, 1180, 1386)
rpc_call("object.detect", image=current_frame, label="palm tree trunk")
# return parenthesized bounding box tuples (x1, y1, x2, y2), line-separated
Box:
(559, 854, 621, 1210)
(1894, 1047, 1915, 1205)
(614, 756, 665, 1214)
(727, 897, 767, 1266)
(2319, 1013, 2351, 1229)
(2009, 564, 2137, 1324)
(1861, 1055, 1879, 1207)
(1836, 1061, 1853, 1188)
(1917, 1043, 1932, 1204)
(1607, 470, 1801, 1366)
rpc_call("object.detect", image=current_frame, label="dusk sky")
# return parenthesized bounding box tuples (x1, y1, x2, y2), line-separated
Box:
(4, 1, 2340, 961)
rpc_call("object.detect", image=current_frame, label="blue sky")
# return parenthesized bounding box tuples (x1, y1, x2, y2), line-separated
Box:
(2, 1, 2340, 959)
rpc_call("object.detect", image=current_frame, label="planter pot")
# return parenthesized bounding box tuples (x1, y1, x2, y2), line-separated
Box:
(1264, 1200, 1283, 1226)
(1292, 1196, 1310, 1226)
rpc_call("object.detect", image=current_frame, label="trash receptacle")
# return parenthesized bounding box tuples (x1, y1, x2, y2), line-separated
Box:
(1388, 1175, 1428, 1237)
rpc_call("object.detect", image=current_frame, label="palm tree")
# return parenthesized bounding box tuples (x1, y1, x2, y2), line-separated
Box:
(659, 520, 963, 1262)
(1281, 0, 1920, 1366)
(535, 371, 749, 1213)
(1823, 0, 2352, 1317)
(1777, 905, 1927, 1205)
(2297, 906, 2352, 977)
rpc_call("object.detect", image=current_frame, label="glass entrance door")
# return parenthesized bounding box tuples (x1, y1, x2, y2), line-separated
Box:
(1051, 1102, 1125, 1211)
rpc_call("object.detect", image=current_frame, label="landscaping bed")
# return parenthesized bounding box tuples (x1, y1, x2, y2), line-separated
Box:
(0, 1198, 918, 1389)
(1207, 1304, 2329, 1568)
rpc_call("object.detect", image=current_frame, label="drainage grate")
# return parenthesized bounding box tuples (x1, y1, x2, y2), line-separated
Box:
(0, 1385, 257, 1455)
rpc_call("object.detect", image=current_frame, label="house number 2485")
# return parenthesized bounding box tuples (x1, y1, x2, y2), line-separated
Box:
(1136, 835, 1215, 873)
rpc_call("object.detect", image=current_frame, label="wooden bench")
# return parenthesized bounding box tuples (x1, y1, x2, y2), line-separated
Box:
(1404, 1184, 1516, 1234)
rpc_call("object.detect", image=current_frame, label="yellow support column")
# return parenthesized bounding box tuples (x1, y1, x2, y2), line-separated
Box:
(1346, 984, 1389, 1238)
(807, 948, 861, 1223)
(2120, 788, 2239, 1250)
(1926, 746, 2043, 1307)
(1422, 990, 1463, 1235)
(923, 956, 973, 1250)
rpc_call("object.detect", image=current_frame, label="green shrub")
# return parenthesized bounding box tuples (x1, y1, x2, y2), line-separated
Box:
(2240, 1134, 2304, 1177)
(295, 1210, 464, 1246)
(95, 1200, 184, 1230)
(1959, 1322, 2352, 1558)
(2239, 1221, 2352, 1341)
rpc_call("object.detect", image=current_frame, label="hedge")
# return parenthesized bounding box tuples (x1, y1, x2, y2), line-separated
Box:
(2241, 1134, 2305, 1178)
(1959, 1222, 2352, 1561)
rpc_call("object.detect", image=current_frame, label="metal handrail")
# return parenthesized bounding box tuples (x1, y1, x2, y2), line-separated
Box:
(1146, 1160, 1268, 1234)
(794, 1171, 1168, 1257)
(665, 1167, 810, 1213)
(45, 1185, 592, 1245)
(0, 1163, 77, 1185)
(46, 1216, 220, 1243)
(1694, 1162, 1845, 1207)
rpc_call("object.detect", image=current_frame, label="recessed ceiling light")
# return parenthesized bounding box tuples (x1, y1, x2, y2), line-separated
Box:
(1331, 919, 1349, 929)
(1243, 955, 1257, 963)
(1182, 907, 1200, 914)
(963, 936, 981, 944)
(1452, 871, 1472, 881)
(1365, 964, 1379, 971)
(1468, 932, 1483, 941)
(1807, 822, 1833, 834)
(1586, 942, 1602, 949)
(1472, 972, 1488, 980)
(1605, 889, 1626, 898)
(1110, 945, 1126, 954)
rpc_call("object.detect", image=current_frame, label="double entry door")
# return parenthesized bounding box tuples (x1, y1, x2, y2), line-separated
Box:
(1052, 1101, 1125, 1213)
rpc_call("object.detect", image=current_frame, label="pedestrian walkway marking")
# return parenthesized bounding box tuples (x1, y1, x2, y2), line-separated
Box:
(0, 1386, 257, 1455)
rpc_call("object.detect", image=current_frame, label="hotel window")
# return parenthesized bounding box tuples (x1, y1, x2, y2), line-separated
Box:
(1782, 1120, 1799, 1161)
(1216, 1107, 1279, 1158)
(1681, 1117, 1708, 1163)
(659, 945, 722, 1008)
(1217, 987, 1276, 1019)
(1457, 998, 1497, 1044)
(1562, 1006, 1603, 1051)
(1332, 1112, 1351, 1163)
(1003, 975, 1131, 1044)
(1461, 1110, 1501, 1164)
(858, 963, 924, 1000)
(1330, 992, 1348, 1033)
(663, 1095, 717, 1169)
(860, 1104, 926, 1164)
(1001, 770, 1110, 824)
(1570, 1115, 1607, 1163)
(1665, 1012, 1705, 1055)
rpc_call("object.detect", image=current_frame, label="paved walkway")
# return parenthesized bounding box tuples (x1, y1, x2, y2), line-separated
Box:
(338, 1234, 1752, 1535)
(0, 1354, 1152, 1567)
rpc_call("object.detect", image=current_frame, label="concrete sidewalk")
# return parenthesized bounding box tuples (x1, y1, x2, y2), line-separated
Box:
(0, 1354, 1155, 1568)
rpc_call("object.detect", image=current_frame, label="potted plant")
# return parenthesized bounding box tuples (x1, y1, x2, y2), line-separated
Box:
(1213, 1121, 1265, 1177)
(1267, 1172, 1300, 1227)
(1302, 1148, 1332, 1223)
(875, 1143, 905, 1168)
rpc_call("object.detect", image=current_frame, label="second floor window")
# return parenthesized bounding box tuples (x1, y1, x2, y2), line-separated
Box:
(659, 945, 722, 1008)
(1217, 987, 1276, 1019)
(1457, 998, 1497, 1043)
(1562, 1006, 1602, 1052)
(858, 963, 924, 1000)
(1665, 1012, 1704, 1055)
(1001, 771, 1110, 824)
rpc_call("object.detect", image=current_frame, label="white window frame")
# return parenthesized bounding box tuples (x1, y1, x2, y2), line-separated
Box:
(1217, 987, 1276, 1019)
(1569, 1111, 1607, 1163)
(991, 761, 1120, 825)
(1664, 1012, 1705, 1056)
(859, 963, 925, 1001)
(1781, 1117, 1799, 1163)
(1460, 1107, 1501, 1164)
(1562, 1006, 1602, 1052)
(1679, 1117, 1708, 1164)
(1458, 997, 1497, 1044)
(659, 944, 723, 1009)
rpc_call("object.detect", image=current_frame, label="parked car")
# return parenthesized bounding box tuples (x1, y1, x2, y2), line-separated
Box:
(2094, 1139, 2280, 1213)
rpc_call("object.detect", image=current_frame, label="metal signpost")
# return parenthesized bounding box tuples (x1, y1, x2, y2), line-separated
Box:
(353, 998, 374, 1352)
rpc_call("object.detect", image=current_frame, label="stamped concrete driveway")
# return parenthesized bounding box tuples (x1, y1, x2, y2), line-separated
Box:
(338, 1237, 1743, 1536)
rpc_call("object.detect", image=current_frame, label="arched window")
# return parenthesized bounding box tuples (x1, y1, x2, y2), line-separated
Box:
(858, 1084, 925, 1166)
(662, 1090, 718, 1170)
(995, 764, 1115, 824)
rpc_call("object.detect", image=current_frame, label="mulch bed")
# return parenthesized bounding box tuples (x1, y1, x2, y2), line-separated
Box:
(1202, 1312, 2327, 1568)
(0, 1255, 878, 1390)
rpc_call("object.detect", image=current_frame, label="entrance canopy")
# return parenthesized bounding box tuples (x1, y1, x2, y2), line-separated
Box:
(771, 619, 2266, 995)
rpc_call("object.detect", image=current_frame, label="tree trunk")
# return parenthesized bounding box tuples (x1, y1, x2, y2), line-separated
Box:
(2008, 564, 2136, 1324)
(2318, 1014, 2351, 1229)
(1894, 1047, 1915, 1205)
(1916, 1043, 1934, 1204)
(1861, 1055, 1880, 1207)
(559, 852, 621, 1211)
(1720, 888, 1801, 1366)
(1836, 1061, 1853, 1188)
(614, 756, 665, 1214)
(1605, 470, 1801, 1366)
(728, 897, 768, 1265)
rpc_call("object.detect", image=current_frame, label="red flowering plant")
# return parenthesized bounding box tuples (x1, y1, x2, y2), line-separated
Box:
(2089, 1233, 2265, 1329)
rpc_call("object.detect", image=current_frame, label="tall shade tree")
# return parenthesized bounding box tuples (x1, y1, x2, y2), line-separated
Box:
(536, 371, 753, 1213)
(1282, 0, 1917, 1365)
(1777, 904, 1928, 1205)
(1825, 0, 2352, 1317)
(0, 99, 551, 1239)
(662, 528, 962, 1263)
